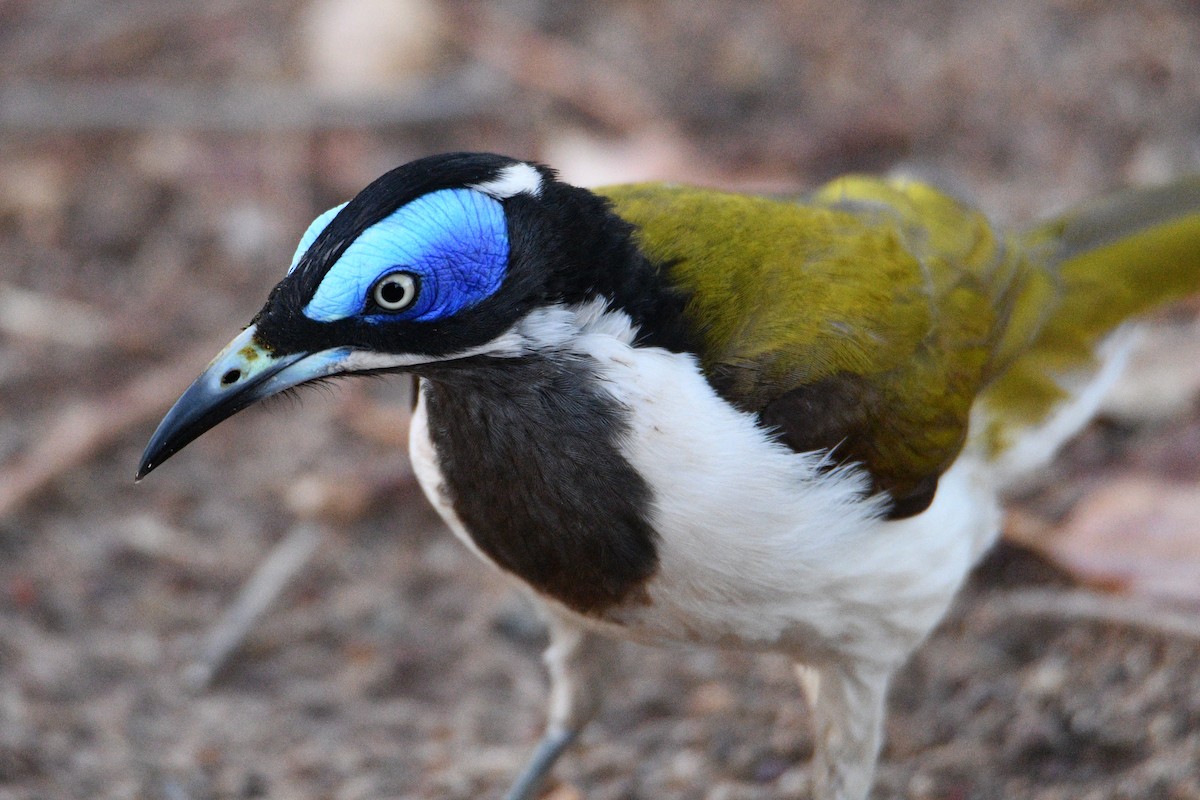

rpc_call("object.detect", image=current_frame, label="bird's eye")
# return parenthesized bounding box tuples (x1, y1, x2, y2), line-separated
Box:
(371, 271, 420, 312)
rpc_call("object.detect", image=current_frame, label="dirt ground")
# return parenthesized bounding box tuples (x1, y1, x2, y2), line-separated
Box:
(2, 1, 1200, 798)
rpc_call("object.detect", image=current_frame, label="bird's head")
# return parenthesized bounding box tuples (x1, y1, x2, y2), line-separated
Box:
(137, 152, 663, 479)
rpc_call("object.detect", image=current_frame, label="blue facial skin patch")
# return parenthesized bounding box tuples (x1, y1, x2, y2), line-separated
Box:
(290, 202, 347, 274)
(301, 189, 510, 324)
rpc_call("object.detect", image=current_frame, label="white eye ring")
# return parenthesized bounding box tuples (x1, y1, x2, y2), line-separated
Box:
(371, 271, 419, 312)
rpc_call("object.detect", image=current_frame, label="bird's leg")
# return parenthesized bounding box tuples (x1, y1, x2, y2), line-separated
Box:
(504, 613, 617, 800)
(795, 661, 893, 800)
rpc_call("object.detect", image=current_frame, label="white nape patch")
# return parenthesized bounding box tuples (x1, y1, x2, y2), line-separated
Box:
(469, 162, 543, 199)
(975, 325, 1139, 492)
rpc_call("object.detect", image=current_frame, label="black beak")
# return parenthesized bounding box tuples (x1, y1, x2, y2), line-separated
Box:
(137, 324, 350, 479)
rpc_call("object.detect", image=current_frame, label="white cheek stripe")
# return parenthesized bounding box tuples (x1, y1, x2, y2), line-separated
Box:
(328, 299, 636, 372)
(470, 162, 543, 199)
(332, 328, 534, 372)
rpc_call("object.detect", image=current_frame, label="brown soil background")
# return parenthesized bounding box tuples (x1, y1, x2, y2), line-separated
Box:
(1, 1, 1199, 798)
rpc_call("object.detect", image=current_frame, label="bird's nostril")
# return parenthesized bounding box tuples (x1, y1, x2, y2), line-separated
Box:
(221, 369, 242, 386)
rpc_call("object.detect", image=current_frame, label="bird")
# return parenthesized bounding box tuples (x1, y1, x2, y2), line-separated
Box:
(138, 152, 1200, 800)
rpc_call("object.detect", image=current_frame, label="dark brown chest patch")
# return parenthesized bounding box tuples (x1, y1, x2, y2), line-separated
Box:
(421, 356, 659, 615)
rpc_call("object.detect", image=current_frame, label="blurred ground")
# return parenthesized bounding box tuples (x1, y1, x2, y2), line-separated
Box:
(1, 1, 1200, 798)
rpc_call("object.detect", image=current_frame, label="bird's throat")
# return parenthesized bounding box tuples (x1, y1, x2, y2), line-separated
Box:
(419, 357, 660, 615)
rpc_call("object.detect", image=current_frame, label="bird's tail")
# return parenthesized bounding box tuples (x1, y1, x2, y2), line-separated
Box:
(1022, 178, 1200, 346)
(976, 179, 1200, 477)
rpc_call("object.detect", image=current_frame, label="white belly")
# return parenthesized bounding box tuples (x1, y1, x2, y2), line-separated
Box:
(582, 337, 1002, 666)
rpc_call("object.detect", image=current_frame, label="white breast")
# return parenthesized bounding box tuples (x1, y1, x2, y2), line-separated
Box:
(576, 333, 1001, 667)
(409, 311, 1003, 669)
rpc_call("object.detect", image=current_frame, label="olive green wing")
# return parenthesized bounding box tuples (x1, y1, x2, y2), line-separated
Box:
(600, 177, 1047, 517)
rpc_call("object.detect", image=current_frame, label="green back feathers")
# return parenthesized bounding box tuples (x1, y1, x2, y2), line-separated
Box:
(599, 175, 1200, 514)
(600, 177, 1026, 513)
(604, 181, 938, 392)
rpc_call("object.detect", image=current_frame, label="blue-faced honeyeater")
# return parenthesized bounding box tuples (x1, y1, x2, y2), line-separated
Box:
(139, 153, 1200, 800)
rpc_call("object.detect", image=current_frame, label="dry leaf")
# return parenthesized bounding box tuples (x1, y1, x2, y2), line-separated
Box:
(1043, 478, 1200, 603)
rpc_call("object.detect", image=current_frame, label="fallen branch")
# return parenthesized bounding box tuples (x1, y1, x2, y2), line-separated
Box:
(181, 523, 322, 692)
(0, 74, 501, 133)
(987, 588, 1200, 641)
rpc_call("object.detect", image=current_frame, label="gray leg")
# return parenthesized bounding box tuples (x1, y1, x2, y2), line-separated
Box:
(795, 660, 894, 800)
(503, 728, 578, 800)
(503, 613, 616, 800)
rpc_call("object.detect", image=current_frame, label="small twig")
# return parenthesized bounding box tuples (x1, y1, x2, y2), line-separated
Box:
(986, 588, 1200, 641)
(181, 523, 322, 692)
